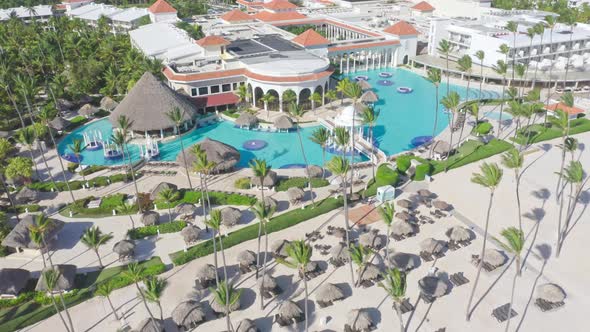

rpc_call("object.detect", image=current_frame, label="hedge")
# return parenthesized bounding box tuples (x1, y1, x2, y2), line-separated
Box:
(154, 190, 256, 209)
(127, 220, 187, 239)
(276, 177, 330, 192)
(80, 165, 108, 176)
(473, 122, 493, 136)
(413, 163, 433, 181)
(362, 164, 401, 198)
(170, 197, 344, 265)
(1, 204, 42, 214)
(61, 194, 136, 218)
(512, 117, 590, 145)
(234, 177, 251, 189)
(428, 139, 513, 174)
(0, 292, 35, 309)
(66, 116, 88, 130)
(395, 155, 412, 173)
(27, 172, 137, 192)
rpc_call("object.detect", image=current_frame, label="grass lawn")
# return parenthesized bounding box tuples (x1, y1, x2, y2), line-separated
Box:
(362, 164, 401, 198)
(60, 194, 135, 218)
(512, 118, 590, 145)
(428, 139, 513, 174)
(154, 189, 256, 209)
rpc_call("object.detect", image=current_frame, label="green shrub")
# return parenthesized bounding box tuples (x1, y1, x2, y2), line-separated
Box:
(127, 220, 187, 239)
(429, 139, 513, 174)
(155, 190, 256, 209)
(473, 122, 493, 135)
(99, 193, 126, 210)
(33, 289, 79, 305)
(67, 162, 78, 173)
(80, 165, 107, 176)
(361, 164, 401, 197)
(2, 204, 42, 214)
(0, 292, 35, 308)
(28, 172, 137, 192)
(512, 118, 590, 144)
(63, 194, 136, 217)
(413, 163, 432, 181)
(170, 197, 343, 265)
(395, 155, 412, 173)
(234, 177, 251, 189)
(276, 177, 330, 191)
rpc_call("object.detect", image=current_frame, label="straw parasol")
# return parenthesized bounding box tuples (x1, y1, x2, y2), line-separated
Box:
(482, 249, 506, 267)
(79, 104, 98, 117)
(56, 99, 74, 112)
(279, 300, 303, 320)
(257, 273, 277, 290)
(36, 265, 77, 292)
(420, 238, 444, 254)
(211, 294, 241, 314)
(250, 170, 278, 187)
(315, 283, 345, 302)
(237, 250, 256, 267)
(271, 239, 290, 257)
(175, 203, 196, 216)
(263, 196, 277, 210)
(15, 187, 39, 204)
(0, 268, 31, 296)
(236, 319, 257, 332)
(48, 117, 71, 131)
(395, 211, 412, 222)
(171, 300, 205, 330)
(418, 276, 448, 298)
(537, 283, 566, 303)
(390, 221, 414, 236)
(135, 318, 164, 332)
(360, 90, 379, 103)
(397, 199, 412, 209)
(304, 261, 319, 273)
(221, 207, 242, 227)
(347, 309, 373, 331)
(358, 80, 372, 90)
(359, 263, 380, 281)
(432, 141, 451, 155)
(113, 239, 135, 258)
(196, 264, 217, 282)
(359, 231, 383, 249)
(177, 138, 240, 174)
(332, 227, 347, 239)
(2, 215, 64, 250)
(330, 242, 350, 262)
(150, 182, 178, 200)
(273, 115, 294, 130)
(305, 165, 323, 178)
(433, 200, 451, 211)
(417, 189, 433, 198)
(100, 96, 119, 111)
(181, 225, 201, 244)
(235, 113, 259, 128)
(388, 252, 418, 271)
(287, 187, 305, 204)
(140, 211, 160, 226)
(446, 226, 471, 242)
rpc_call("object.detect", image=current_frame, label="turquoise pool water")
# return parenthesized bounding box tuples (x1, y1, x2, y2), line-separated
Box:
(483, 109, 513, 121)
(58, 68, 499, 168)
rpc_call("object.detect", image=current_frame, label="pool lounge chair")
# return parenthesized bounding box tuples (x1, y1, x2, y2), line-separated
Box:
(450, 272, 470, 287)
(535, 298, 565, 312)
(492, 303, 517, 322)
(420, 251, 434, 262)
(275, 314, 293, 327)
(398, 298, 414, 314)
(317, 300, 333, 308)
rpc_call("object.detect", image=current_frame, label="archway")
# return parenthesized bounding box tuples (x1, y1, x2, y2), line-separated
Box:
(313, 85, 324, 109)
(403, 55, 409, 65)
(247, 83, 253, 103)
(266, 89, 280, 111)
(282, 89, 297, 111)
(254, 87, 264, 108)
(299, 88, 311, 110)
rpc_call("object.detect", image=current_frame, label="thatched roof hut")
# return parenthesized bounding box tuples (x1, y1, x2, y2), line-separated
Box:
(273, 115, 294, 130)
(537, 283, 566, 303)
(0, 268, 31, 296)
(1, 215, 64, 250)
(110, 72, 197, 132)
(446, 226, 471, 242)
(263, 196, 277, 210)
(432, 141, 451, 155)
(395, 211, 412, 222)
(358, 80, 372, 90)
(36, 264, 77, 292)
(134, 318, 164, 332)
(359, 231, 383, 249)
(140, 211, 160, 226)
(279, 300, 302, 320)
(48, 117, 71, 131)
(397, 199, 412, 209)
(418, 276, 448, 298)
(113, 239, 135, 258)
(175, 203, 196, 216)
(433, 200, 451, 211)
(181, 225, 201, 244)
(257, 274, 277, 290)
(236, 319, 257, 332)
(315, 283, 345, 302)
(360, 90, 379, 103)
(420, 238, 444, 254)
(417, 189, 434, 198)
(150, 182, 178, 200)
(56, 99, 74, 112)
(390, 221, 414, 236)
(359, 263, 380, 281)
(388, 252, 418, 271)
(271, 239, 290, 257)
(211, 295, 241, 314)
(177, 138, 240, 174)
(305, 165, 323, 178)
(221, 207, 242, 227)
(235, 113, 258, 128)
(15, 187, 39, 204)
(171, 300, 205, 330)
(100, 96, 119, 111)
(196, 264, 217, 282)
(330, 242, 350, 262)
(250, 170, 278, 187)
(287, 187, 305, 204)
(483, 249, 506, 267)
(347, 309, 373, 331)
(237, 250, 256, 267)
(79, 104, 98, 117)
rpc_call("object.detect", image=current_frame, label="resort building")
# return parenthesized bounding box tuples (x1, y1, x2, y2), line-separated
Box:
(148, 0, 178, 23)
(0, 5, 53, 22)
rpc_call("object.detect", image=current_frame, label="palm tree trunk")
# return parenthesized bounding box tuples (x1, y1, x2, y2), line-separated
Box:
(59, 292, 75, 332)
(95, 249, 103, 268)
(199, 176, 209, 232)
(27, 147, 41, 179)
(158, 302, 163, 320)
(466, 190, 495, 321)
(396, 304, 404, 332)
(385, 224, 391, 261)
(445, 55, 450, 96)
(123, 144, 142, 213)
(456, 78, 470, 147)
(497, 80, 507, 137)
(5, 86, 26, 130)
(430, 86, 440, 158)
(106, 295, 119, 320)
(128, 215, 135, 229)
(212, 232, 220, 286)
(0, 174, 20, 223)
(49, 293, 71, 332)
(218, 234, 231, 332)
(563, 28, 574, 88)
(479, 61, 484, 104)
(504, 260, 519, 332)
(36, 143, 59, 193)
(261, 221, 269, 309)
(135, 283, 158, 331)
(515, 171, 523, 233)
(555, 128, 569, 202)
(349, 113, 356, 196)
(177, 125, 193, 190)
(302, 268, 309, 332)
(322, 147, 326, 179)
(47, 128, 75, 203)
(256, 219, 262, 280)
(296, 125, 315, 205)
(342, 178, 355, 284)
(544, 29, 554, 126)
(445, 112, 456, 166)
(370, 125, 375, 178)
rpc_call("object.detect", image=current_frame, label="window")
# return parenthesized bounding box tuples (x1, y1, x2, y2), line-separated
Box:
(210, 85, 220, 94)
(232, 83, 238, 90)
(191, 88, 197, 97)
(222, 84, 231, 92)
(198, 87, 208, 95)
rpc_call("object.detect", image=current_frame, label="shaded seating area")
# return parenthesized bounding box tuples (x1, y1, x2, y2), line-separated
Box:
(15, 187, 39, 204)
(221, 207, 242, 227)
(271, 239, 290, 259)
(236, 318, 258, 332)
(275, 300, 303, 327)
(387, 252, 419, 272)
(135, 318, 164, 332)
(329, 242, 350, 267)
(305, 165, 323, 178)
(397, 298, 415, 314)
(273, 115, 294, 132)
(211, 292, 241, 317)
(535, 283, 566, 312)
(492, 303, 518, 323)
(181, 225, 201, 245)
(418, 276, 448, 303)
(140, 210, 160, 226)
(315, 283, 346, 308)
(250, 170, 278, 190)
(175, 203, 197, 220)
(449, 272, 470, 287)
(359, 229, 383, 250)
(258, 274, 282, 299)
(299, 261, 325, 281)
(171, 300, 206, 331)
(471, 249, 507, 272)
(150, 182, 178, 200)
(287, 187, 305, 205)
(195, 264, 217, 290)
(237, 250, 257, 273)
(345, 308, 375, 332)
(235, 113, 259, 129)
(36, 265, 77, 294)
(113, 239, 135, 261)
(445, 226, 473, 250)
(177, 138, 240, 174)
(419, 238, 446, 261)
(1, 215, 64, 252)
(390, 221, 416, 242)
(0, 268, 31, 298)
(358, 263, 382, 288)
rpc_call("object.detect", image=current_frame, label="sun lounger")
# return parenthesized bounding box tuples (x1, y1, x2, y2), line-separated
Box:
(344, 324, 356, 332)
(194, 279, 209, 290)
(535, 298, 565, 312)
(459, 240, 472, 247)
(392, 234, 405, 241)
(330, 258, 345, 268)
(317, 300, 333, 308)
(398, 298, 414, 314)
(275, 314, 293, 327)
(448, 241, 461, 251)
(421, 293, 436, 304)
(360, 280, 374, 288)
(294, 315, 305, 323)
(450, 272, 470, 287)
(492, 303, 518, 322)
(420, 251, 434, 262)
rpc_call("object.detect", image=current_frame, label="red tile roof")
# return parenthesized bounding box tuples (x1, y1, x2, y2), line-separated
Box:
(149, 0, 177, 14)
(411, 1, 435, 11)
(221, 9, 253, 22)
(292, 29, 330, 47)
(383, 21, 419, 36)
(328, 40, 400, 52)
(263, 0, 298, 10)
(196, 35, 231, 47)
(272, 18, 381, 37)
(545, 103, 585, 116)
(254, 10, 307, 22)
(163, 66, 334, 83)
(193, 92, 239, 108)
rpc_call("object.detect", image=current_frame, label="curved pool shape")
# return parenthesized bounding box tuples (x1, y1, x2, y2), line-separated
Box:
(59, 69, 499, 167)
(379, 72, 393, 78)
(242, 139, 268, 151)
(397, 87, 413, 94)
(377, 80, 394, 86)
(354, 75, 369, 81)
(411, 136, 433, 147)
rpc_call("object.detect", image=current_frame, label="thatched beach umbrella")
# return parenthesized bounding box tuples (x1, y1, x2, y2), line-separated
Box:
(175, 203, 196, 216)
(419, 276, 448, 298)
(271, 239, 290, 257)
(100, 96, 119, 111)
(305, 165, 323, 178)
(211, 294, 240, 314)
(150, 182, 178, 200)
(140, 211, 160, 226)
(358, 80, 372, 90)
(315, 283, 345, 302)
(181, 225, 201, 244)
(177, 138, 240, 174)
(331, 242, 350, 262)
(56, 99, 74, 112)
(221, 207, 242, 227)
(250, 170, 278, 187)
(359, 231, 383, 249)
(263, 196, 277, 210)
(257, 274, 277, 290)
(0, 268, 31, 297)
(417, 189, 433, 198)
(273, 115, 294, 130)
(15, 187, 39, 204)
(2, 215, 64, 250)
(347, 309, 373, 331)
(332, 227, 347, 239)
(482, 249, 506, 267)
(196, 264, 217, 282)
(36, 265, 77, 292)
(391, 221, 414, 236)
(235, 113, 259, 128)
(397, 199, 412, 209)
(236, 318, 257, 332)
(359, 263, 380, 281)
(420, 238, 444, 254)
(287, 187, 305, 204)
(48, 117, 71, 131)
(171, 300, 205, 330)
(433, 200, 451, 211)
(432, 141, 451, 156)
(537, 283, 566, 303)
(279, 300, 303, 320)
(79, 104, 98, 117)
(446, 226, 471, 242)
(237, 250, 256, 267)
(360, 90, 379, 103)
(304, 261, 319, 273)
(113, 239, 135, 259)
(135, 318, 164, 332)
(395, 211, 412, 222)
(388, 252, 418, 271)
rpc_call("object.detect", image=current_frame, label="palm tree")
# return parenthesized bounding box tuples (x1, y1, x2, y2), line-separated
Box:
(441, 91, 460, 162)
(515, 63, 527, 98)
(564, 137, 578, 163)
(289, 102, 315, 205)
(360, 106, 379, 178)
(276, 240, 312, 332)
(124, 262, 159, 331)
(236, 84, 249, 105)
(501, 149, 525, 233)
(166, 107, 193, 190)
(207, 209, 228, 283)
(282, 89, 297, 110)
(378, 202, 395, 260)
(95, 282, 119, 320)
(17, 126, 40, 179)
(551, 94, 573, 201)
(468, 103, 480, 125)
(326, 156, 355, 284)
(378, 268, 407, 332)
(475, 50, 485, 103)
(562, 18, 577, 89)
(68, 139, 86, 183)
(260, 92, 276, 119)
(493, 58, 509, 137)
(336, 78, 350, 105)
(158, 187, 180, 223)
(524, 27, 536, 82)
(210, 280, 242, 332)
(309, 127, 331, 178)
(557, 160, 585, 256)
(343, 82, 363, 193)
(28, 214, 56, 267)
(310, 91, 322, 112)
(426, 68, 442, 157)
(116, 203, 136, 229)
(325, 89, 338, 109)
(114, 115, 142, 213)
(80, 226, 113, 268)
(193, 144, 216, 233)
(499, 227, 525, 332)
(531, 23, 545, 89)
(457, 55, 473, 100)
(466, 162, 503, 321)
(143, 277, 167, 320)
(42, 269, 73, 332)
(544, 15, 557, 116)
(249, 158, 271, 279)
(437, 39, 452, 95)
(250, 201, 275, 309)
(506, 21, 519, 82)
(350, 243, 372, 287)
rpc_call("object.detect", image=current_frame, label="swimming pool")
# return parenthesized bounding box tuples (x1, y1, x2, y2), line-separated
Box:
(483, 110, 513, 121)
(58, 68, 499, 168)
